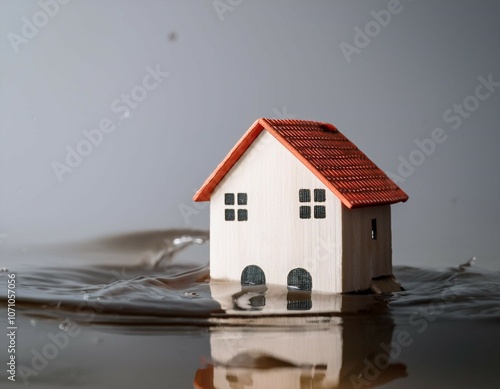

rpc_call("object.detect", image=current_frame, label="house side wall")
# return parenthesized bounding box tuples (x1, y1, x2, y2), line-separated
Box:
(341, 205, 392, 291)
(210, 131, 343, 293)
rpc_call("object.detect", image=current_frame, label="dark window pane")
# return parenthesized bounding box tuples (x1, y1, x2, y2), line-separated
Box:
(224, 193, 234, 205)
(300, 206, 311, 219)
(225, 209, 235, 221)
(238, 209, 248, 221)
(314, 205, 326, 219)
(237, 193, 247, 205)
(287, 268, 313, 291)
(299, 189, 310, 202)
(314, 189, 326, 202)
(371, 218, 377, 240)
(225, 193, 234, 205)
(241, 265, 266, 286)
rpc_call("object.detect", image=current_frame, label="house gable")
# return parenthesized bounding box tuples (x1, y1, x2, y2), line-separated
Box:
(194, 118, 408, 209)
(209, 131, 343, 292)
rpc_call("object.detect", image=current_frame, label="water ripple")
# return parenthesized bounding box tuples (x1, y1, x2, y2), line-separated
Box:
(2, 231, 499, 326)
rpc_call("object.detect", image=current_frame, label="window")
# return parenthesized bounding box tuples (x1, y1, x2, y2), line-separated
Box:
(299, 189, 326, 219)
(237, 209, 248, 221)
(241, 265, 266, 286)
(225, 193, 234, 205)
(299, 189, 311, 202)
(314, 189, 326, 202)
(300, 206, 311, 219)
(371, 218, 377, 240)
(225, 209, 235, 221)
(287, 268, 313, 291)
(314, 205, 326, 219)
(237, 193, 247, 205)
(287, 291, 312, 311)
(225, 193, 248, 222)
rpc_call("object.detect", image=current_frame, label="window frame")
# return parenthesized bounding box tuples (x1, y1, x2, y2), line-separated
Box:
(224, 192, 248, 222)
(299, 188, 326, 220)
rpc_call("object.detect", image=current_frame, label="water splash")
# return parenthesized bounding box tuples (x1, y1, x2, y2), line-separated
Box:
(151, 235, 208, 269)
(458, 256, 476, 271)
(2, 230, 499, 326)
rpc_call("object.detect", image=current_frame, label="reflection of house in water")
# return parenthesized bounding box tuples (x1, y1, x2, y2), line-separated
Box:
(194, 284, 407, 388)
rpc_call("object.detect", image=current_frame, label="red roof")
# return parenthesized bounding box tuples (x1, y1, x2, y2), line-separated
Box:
(193, 118, 408, 209)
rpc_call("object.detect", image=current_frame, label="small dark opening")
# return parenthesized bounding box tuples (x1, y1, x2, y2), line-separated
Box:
(237, 209, 248, 221)
(237, 193, 247, 205)
(314, 189, 326, 202)
(287, 268, 313, 291)
(371, 218, 377, 240)
(299, 189, 311, 202)
(224, 193, 234, 205)
(232, 285, 267, 311)
(300, 206, 311, 219)
(241, 265, 266, 286)
(225, 209, 235, 221)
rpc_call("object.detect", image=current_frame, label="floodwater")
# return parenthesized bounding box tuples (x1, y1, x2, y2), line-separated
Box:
(1, 230, 499, 388)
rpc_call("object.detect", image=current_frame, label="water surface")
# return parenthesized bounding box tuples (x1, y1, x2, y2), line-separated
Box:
(1, 230, 499, 388)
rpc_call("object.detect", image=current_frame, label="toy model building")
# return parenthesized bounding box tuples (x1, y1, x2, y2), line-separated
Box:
(194, 118, 408, 294)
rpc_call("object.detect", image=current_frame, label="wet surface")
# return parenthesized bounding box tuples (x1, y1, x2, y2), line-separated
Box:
(1, 230, 499, 388)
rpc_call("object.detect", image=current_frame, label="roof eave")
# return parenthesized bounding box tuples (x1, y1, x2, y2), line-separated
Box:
(348, 195, 409, 209)
(193, 119, 264, 202)
(194, 118, 410, 208)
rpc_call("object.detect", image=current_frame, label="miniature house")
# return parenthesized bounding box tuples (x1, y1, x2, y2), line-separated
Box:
(194, 118, 408, 294)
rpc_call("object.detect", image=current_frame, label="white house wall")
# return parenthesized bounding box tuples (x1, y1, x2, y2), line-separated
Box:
(210, 130, 344, 293)
(341, 205, 392, 291)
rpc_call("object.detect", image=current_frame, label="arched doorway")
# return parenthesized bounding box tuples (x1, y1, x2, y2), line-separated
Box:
(287, 268, 312, 291)
(241, 265, 266, 286)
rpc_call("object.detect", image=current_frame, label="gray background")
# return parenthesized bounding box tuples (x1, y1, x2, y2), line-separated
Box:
(1, 0, 499, 270)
